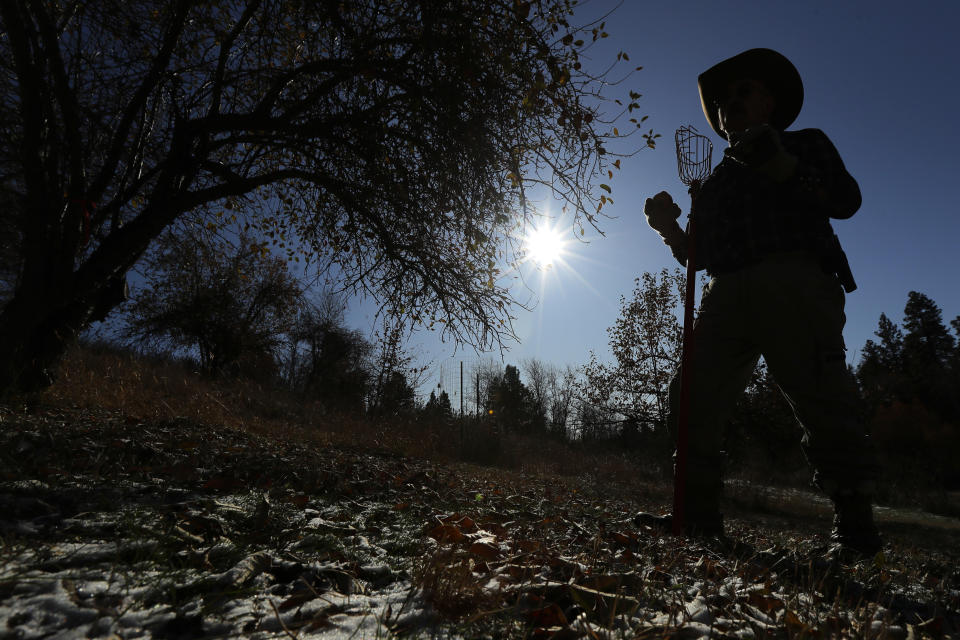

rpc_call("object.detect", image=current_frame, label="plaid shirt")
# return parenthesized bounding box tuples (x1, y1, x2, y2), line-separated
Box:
(671, 128, 861, 275)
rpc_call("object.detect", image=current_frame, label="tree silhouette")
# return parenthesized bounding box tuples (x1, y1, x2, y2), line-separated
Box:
(726, 360, 802, 476)
(370, 370, 416, 420)
(902, 291, 957, 419)
(0, 0, 651, 394)
(487, 364, 536, 433)
(423, 389, 454, 423)
(122, 227, 301, 378)
(581, 269, 684, 438)
(857, 312, 906, 409)
(288, 306, 371, 416)
(857, 292, 960, 492)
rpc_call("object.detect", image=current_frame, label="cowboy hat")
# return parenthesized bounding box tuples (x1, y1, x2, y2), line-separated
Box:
(697, 48, 803, 138)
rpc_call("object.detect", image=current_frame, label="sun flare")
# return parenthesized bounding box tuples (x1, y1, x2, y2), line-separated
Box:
(525, 226, 566, 267)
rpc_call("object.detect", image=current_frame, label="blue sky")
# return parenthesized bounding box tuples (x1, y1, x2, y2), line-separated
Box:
(348, 0, 960, 393)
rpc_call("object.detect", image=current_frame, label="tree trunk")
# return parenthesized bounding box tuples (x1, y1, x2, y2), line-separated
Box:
(0, 274, 127, 396)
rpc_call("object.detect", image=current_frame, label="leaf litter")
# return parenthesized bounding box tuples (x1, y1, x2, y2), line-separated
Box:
(1, 403, 959, 639)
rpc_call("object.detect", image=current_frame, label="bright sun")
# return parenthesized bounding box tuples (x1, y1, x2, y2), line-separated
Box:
(525, 226, 566, 267)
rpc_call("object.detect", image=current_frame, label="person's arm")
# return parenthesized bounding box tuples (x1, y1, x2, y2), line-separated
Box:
(725, 126, 861, 219)
(789, 129, 861, 219)
(662, 220, 689, 266)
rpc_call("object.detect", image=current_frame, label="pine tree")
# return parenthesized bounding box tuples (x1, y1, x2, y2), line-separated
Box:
(901, 291, 956, 417)
(423, 389, 453, 423)
(487, 365, 536, 433)
(856, 312, 906, 408)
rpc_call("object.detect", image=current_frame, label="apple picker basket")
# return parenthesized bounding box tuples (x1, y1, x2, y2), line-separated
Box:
(672, 125, 713, 535)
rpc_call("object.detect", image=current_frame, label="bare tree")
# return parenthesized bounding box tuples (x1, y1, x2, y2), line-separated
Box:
(548, 364, 578, 439)
(0, 0, 653, 394)
(522, 357, 551, 429)
(468, 359, 505, 418)
(280, 289, 347, 389)
(368, 311, 427, 418)
(287, 306, 372, 416)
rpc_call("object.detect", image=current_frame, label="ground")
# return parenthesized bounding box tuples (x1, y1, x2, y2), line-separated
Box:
(1, 403, 959, 639)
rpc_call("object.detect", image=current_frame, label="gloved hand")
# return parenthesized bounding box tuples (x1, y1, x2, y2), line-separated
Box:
(644, 191, 685, 247)
(724, 124, 798, 182)
(644, 191, 681, 233)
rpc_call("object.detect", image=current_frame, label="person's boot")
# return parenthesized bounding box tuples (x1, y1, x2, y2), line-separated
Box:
(635, 463, 725, 538)
(829, 492, 882, 559)
(634, 479, 724, 538)
(633, 511, 724, 538)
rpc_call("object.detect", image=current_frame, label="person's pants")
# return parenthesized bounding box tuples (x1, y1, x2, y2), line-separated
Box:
(669, 251, 878, 519)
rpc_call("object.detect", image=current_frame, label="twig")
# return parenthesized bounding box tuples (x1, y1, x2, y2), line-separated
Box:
(269, 598, 298, 640)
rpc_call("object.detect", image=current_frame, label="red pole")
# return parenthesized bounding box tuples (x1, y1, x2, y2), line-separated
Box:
(672, 181, 700, 535)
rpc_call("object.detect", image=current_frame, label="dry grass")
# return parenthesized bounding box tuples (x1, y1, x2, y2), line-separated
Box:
(42, 343, 439, 456)
(37, 343, 671, 493)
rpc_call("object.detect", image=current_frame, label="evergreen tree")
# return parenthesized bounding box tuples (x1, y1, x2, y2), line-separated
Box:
(486, 364, 536, 433)
(901, 291, 956, 417)
(371, 370, 416, 419)
(727, 360, 803, 476)
(857, 312, 906, 408)
(423, 389, 453, 422)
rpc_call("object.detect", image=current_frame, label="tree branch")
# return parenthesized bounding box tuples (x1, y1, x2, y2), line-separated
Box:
(1, 1, 52, 215)
(209, 0, 262, 118)
(86, 0, 193, 206)
(32, 2, 88, 252)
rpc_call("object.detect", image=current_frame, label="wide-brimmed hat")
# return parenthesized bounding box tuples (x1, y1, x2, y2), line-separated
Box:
(697, 48, 803, 137)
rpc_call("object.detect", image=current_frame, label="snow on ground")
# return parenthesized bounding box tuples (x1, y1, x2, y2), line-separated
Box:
(2, 405, 960, 639)
(0, 492, 441, 639)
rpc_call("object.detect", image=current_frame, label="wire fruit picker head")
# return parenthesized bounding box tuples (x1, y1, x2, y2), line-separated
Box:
(675, 125, 713, 201)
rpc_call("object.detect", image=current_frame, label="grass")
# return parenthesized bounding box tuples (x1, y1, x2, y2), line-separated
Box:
(1, 343, 958, 638)
(42, 342, 675, 485)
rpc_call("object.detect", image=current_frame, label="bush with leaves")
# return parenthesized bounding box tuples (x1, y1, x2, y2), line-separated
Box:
(0, 0, 653, 394)
(580, 269, 685, 443)
(285, 305, 372, 416)
(122, 228, 301, 379)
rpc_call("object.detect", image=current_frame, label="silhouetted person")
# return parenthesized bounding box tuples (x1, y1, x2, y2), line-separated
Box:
(640, 48, 881, 558)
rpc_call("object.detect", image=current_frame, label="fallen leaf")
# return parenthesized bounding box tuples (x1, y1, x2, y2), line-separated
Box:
(527, 603, 567, 627)
(469, 541, 501, 560)
(748, 592, 785, 614)
(289, 494, 309, 508)
(428, 524, 465, 543)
